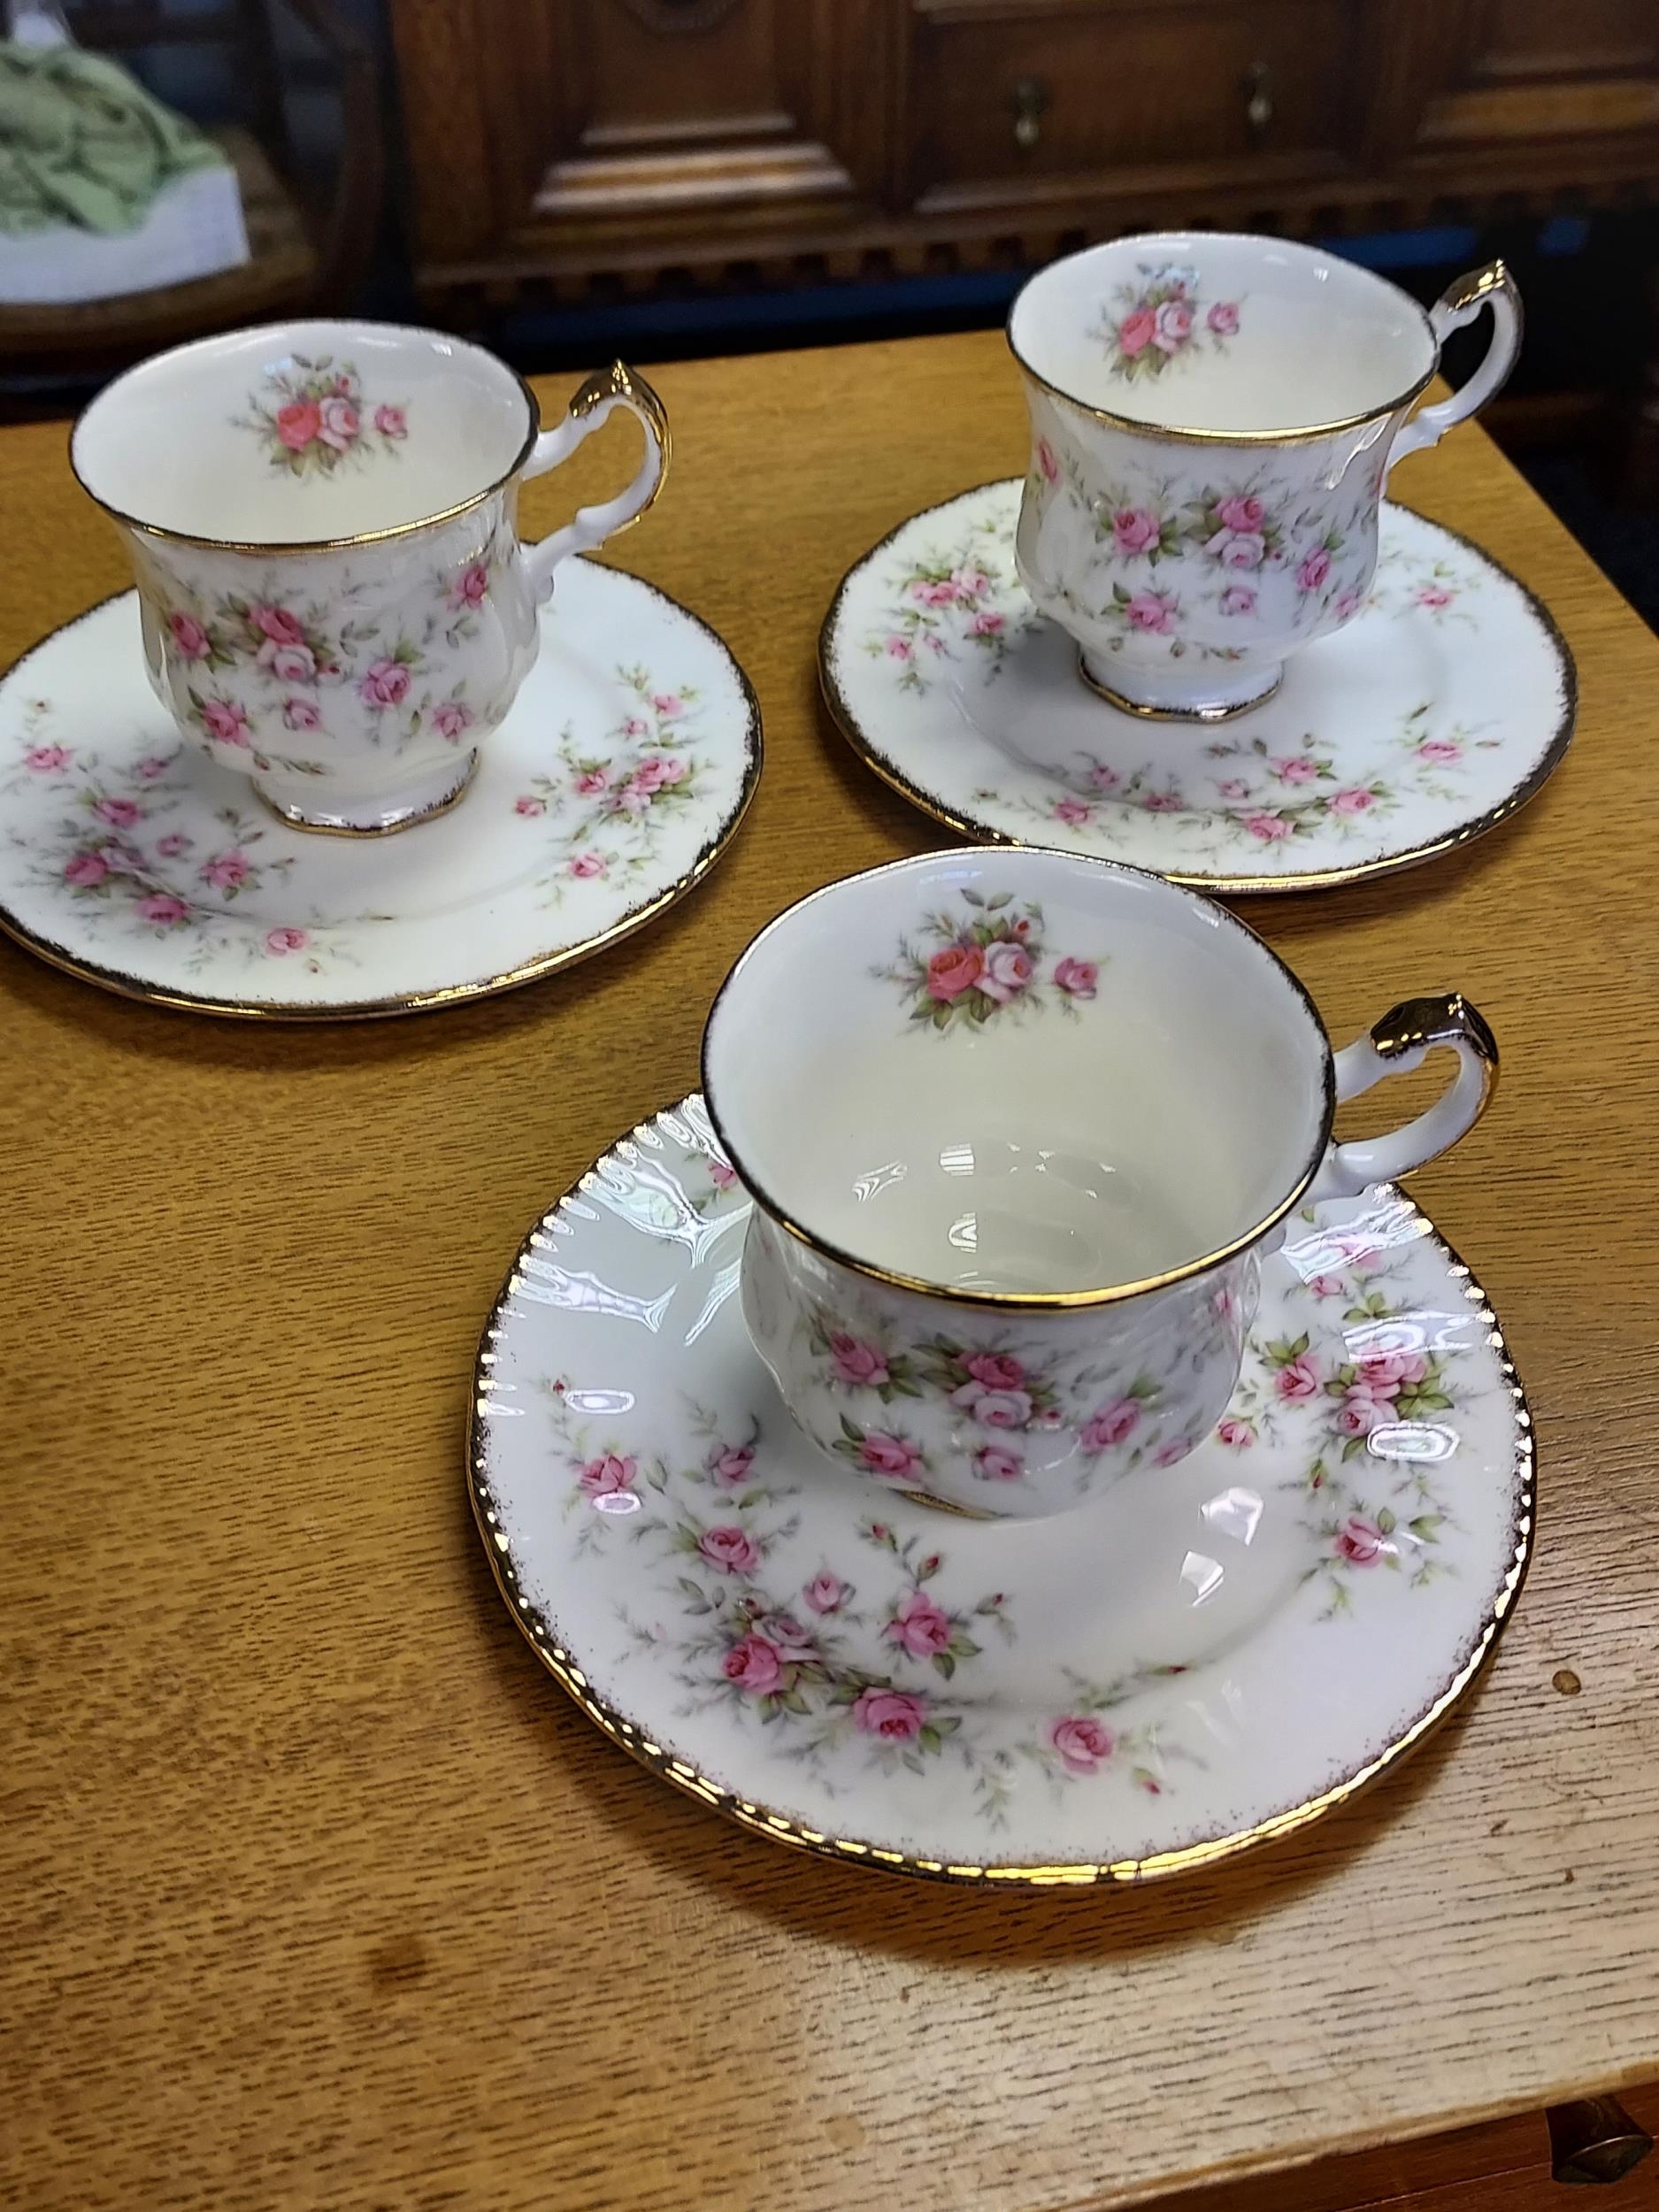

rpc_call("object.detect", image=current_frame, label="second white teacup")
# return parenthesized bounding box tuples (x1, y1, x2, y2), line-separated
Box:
(703, 849, 1498, 1521)
(1009, 232, 1521, 720)
(72, 320, 669, 833)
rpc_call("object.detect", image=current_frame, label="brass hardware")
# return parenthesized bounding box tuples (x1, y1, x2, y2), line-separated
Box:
(1547, 2097, 1655, 2185)
(1011, 75, 1049, 152)
(1244, 59, 1273, 137)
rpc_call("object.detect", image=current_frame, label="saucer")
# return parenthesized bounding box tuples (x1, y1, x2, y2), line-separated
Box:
(0, 562, 760, 1018)
(470, 1096, 1533, 1884)
(820, 484, 1574, 895)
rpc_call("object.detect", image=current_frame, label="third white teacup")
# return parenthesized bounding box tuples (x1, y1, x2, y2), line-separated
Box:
(71, 320, 669, 833)
(1009, 232, 1521, 720)
(703, 849, 1498, 1521)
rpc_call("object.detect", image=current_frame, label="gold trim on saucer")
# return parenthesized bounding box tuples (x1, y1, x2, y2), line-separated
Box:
(467, 1096, 1537, 1888)
(1075, 647, 1282, 722)
(817, 480, 1578, 898)
(0, 584, 762, 1022)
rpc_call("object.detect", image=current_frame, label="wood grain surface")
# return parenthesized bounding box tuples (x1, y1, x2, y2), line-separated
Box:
(3, 331, 1658, 2212)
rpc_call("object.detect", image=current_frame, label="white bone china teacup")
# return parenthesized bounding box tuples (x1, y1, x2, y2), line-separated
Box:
(1009, 232, 1522, 721)
(703, 849, 1498, 1521)
(71, 321, 669, 833)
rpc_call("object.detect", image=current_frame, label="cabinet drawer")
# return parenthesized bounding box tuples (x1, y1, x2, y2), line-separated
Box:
(907, 0, 1359, 209)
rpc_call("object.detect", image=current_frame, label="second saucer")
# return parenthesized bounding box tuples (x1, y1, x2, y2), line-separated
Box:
(820, 483, 1574, 895)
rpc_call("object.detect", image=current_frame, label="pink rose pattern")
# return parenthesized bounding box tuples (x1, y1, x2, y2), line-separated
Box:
(867, 518, 1028, 693)
(545, 1381, 1041, 1780)
(996, 683, 1486, 863)
(876, 887, 1102, 1035)
(512, 665, 707, 891)
(1079, 470, 1356, 654)
(8, 703, 336, 956)
(8, 708, 334, 964)
(1097, 263, 1240, 383)
(152, 558, 495, 764)
(1232, 1268, 1463, 1613)
(806, 1302, 1177, 1498)
(234, 352, 409, 478)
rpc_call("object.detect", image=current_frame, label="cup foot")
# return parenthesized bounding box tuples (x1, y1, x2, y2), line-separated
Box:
(253, 750, 480, 836)
(1078, 651, 1283, 724)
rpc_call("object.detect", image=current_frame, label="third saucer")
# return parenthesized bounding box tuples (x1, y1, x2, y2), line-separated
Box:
(471, 1095, 1533, 1885)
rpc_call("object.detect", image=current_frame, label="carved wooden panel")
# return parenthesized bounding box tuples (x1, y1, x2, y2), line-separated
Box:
(388, 0, 887, 269)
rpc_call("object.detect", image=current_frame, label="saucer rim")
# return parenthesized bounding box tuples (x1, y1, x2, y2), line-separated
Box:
(0, 572, 763, 1020)
(818, 483, 1577, 897)
(467, 1093, 1538, 1888)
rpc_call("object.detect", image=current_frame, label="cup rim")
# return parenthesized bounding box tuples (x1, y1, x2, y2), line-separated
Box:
(69, 317, 543, 557)
(701, 849, 1339, 1310)
(1006, 231, 1438, 449)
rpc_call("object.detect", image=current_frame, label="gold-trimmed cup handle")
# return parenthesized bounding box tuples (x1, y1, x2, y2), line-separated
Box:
(1307, 992, 1499, 1202)
(520, 360, 671, 602)
(1385, 261, 1523, 483)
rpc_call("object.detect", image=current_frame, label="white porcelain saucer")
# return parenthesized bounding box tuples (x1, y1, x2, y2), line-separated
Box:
(820, 483, 1574, 894)
(0, 561, 759, 1018)
(471, 1096, 1533, 1885)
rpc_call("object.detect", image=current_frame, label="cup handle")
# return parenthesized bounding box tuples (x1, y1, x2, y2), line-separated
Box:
(519, 360, 671, 603)
(1384, 261, 1523, 483)
(1305, 993, 1499, 1203)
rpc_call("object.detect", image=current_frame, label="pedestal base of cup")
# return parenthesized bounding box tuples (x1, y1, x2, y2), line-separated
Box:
(1078, 650, 1284, 724)
(252, 750, 480, 836)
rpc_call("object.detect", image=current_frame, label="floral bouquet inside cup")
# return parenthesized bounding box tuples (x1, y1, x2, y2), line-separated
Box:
(234, 353, 410, 480)
(872, 888, 1100, 1034)
(1094, 264, 1242, 383)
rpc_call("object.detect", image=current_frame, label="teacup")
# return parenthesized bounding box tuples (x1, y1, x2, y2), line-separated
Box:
(1008, 233, 1521, 720)
(702, 849, 1497, 1522)
(71, 320, 669, 833)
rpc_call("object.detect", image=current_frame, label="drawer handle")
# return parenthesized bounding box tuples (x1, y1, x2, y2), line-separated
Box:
(1547, 2098, 1655, 2185)
(1011, 75, 1049, 152)
(1243, 59, 1273, 139)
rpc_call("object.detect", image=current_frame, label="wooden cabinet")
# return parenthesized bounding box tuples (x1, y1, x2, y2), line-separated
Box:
(389, 0, 1659, 305)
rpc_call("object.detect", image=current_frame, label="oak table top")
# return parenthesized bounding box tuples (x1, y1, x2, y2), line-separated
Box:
(3, 330, 1657, 2212)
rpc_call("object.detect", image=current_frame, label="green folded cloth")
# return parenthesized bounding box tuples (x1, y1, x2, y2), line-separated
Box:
(0, 41, 227, 236)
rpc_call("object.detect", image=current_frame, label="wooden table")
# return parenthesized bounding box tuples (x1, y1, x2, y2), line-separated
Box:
(3, 332, 1658, 2212)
